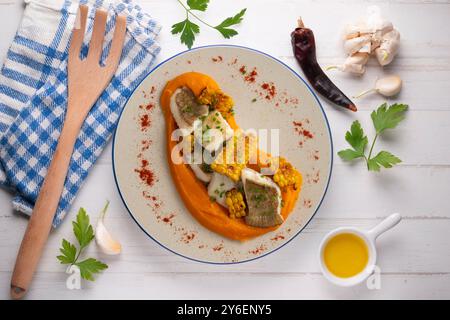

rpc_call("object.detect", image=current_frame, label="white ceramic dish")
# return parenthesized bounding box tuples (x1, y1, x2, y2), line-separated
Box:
(113, 45, 333, 264)
(319, 213, 402, 286)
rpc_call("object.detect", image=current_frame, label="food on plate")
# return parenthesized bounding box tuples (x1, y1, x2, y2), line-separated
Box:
(170, 87, 208, 134)
(291, 18, 357, 112)
(161, 72, 302, 241)
(354, 75, 402, 99)
(241, 168, 283, 228)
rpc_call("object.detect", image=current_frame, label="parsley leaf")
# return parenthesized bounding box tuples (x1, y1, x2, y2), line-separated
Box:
(57, 205, 108, 281)
(72, 207, 94, 249)
(214, 9, 247, 39)
(338, 149, 365, 161)
(187, 0, 209, 11)
(371, 103, 408, 134)
(337, 120, 367, 160)
(173, 1, 246, 49)
(367, 151, 402, 172)
(338, 103, 407, 172)
(57, 239, 77, 264)
(75, 258, 108, 282)
(171, 19, 200, 49)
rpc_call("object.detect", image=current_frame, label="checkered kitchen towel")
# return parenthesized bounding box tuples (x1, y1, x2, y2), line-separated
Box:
(0, 0, 160, 227)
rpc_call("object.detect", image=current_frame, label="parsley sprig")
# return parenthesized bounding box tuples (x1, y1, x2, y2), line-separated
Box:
(57, 208, 107, 281)
(172, 0, 246, 49)
(338, 103, 408, 171)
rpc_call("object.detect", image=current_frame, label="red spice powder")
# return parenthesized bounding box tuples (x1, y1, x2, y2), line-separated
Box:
(135, 159, 155, 186)
(141, 139, 152, 151)
(249, 244, 267, 255)
(181, 232, 196, 244)
(306, 170, 320, 184)
(261, 82, 276, 100)
(139, 102, 155, 111)
(139, 114, 151, 130)
(271, 235, 285, 241)
(239, 65, 246, 74)
(213, 243, 224, 252)
(312, 150, 319, 160)
(230, 58, 238, 65)
(302, 129, 313, 139)
(244, 68, 258, 83)
(303, 199, 312, 208)
(162, 213, 175, 225)
(293, 120, 314, 139)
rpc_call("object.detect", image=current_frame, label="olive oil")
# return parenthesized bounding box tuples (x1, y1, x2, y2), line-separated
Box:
(323, 233, 369, 278)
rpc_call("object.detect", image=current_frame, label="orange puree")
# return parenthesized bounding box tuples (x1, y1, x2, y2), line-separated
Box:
(160, 72, 301, 241)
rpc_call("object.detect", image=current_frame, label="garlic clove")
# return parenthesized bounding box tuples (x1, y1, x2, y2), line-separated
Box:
(375, 75, 402, 97)
(95, 201, 122, 255)
(327, 52, 369, 75)
(375, 29, 400, 66)
(348, 52, 370, 65)
(344, 35, 372, 55)
(354, 75, 402, 98)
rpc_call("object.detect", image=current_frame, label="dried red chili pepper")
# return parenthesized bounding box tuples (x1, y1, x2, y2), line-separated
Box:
(291, 19, 357, 112)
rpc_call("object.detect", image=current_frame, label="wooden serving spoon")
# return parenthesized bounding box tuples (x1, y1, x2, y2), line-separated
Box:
(10, 5, 126, 299)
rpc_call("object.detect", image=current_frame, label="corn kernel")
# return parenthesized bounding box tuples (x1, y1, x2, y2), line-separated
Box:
(272, 157, 302, 191)
(225, 189, 247, 218)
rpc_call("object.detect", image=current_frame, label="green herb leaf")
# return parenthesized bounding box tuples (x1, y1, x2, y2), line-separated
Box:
(173, 1, 246, 49)
(338, 149, 365, 161)
(187, 0, 209, 11)
(345, 120, 368, 154)
(171, 20, 186, 35)
(75, 258, 108, 281)
(57, 239, 77, 265)
(72, 207, 95, 249)
(367, 151, 402, 172)
(57, 205, 108, 282)
(214, 9, 246, 39)
(371, 103, 408, 134)
(338, 120, 367, 161)
(171, 19, 200, 49)
(338, 103, 407, 172)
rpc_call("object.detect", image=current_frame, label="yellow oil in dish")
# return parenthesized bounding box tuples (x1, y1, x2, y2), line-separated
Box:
(323, 233, 369, 278)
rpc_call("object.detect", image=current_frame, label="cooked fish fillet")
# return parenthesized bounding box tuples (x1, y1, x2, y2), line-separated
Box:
(241, 168, 283, 228)
(207, 172, 236, 207)
(170, 87, 208, 134)
(197, 110, 233, 153)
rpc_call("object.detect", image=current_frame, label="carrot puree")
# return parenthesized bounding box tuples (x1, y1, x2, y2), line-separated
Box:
(160, 72, 301, 241)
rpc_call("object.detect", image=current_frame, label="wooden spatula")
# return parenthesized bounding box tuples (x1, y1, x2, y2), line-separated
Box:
(10, 5, 126, 299)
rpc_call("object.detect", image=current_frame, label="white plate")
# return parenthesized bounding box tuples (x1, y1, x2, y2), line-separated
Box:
(113, 45, 333, 264)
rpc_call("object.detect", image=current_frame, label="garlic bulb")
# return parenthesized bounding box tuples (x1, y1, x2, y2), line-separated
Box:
(332, 6, 400, 74)
(95, 201, 122, 255)
(354, 75, 403, 98)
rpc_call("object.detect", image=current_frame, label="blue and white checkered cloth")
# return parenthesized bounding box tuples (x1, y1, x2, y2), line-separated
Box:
(0, 0, 160, 227)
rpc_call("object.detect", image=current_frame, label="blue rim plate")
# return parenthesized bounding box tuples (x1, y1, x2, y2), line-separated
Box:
(112, 45, 333, 264)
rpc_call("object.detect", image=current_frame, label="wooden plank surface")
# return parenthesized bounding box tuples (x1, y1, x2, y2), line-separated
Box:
(0, 0, 449, 299)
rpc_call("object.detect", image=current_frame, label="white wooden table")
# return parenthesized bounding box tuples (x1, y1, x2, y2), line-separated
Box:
(1, 0, 449, 300)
